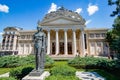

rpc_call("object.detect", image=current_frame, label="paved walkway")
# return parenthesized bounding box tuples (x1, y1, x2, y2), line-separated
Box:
(0, 71, 105, 80)
(76, 71, 105, 80)
(0, 72, 9, 78)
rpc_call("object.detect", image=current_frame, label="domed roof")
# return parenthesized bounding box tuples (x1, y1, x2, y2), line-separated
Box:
(42, 7, 85, 24)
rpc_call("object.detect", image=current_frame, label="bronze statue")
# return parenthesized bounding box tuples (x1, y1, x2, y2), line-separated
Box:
(33, 26, 46, 72)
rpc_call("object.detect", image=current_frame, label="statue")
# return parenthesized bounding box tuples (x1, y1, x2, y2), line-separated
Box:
(22, 27, 50, 79)
(32, 26, 46, 74)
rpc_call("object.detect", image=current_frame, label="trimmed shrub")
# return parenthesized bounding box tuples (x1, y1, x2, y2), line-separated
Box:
(0, 55, 54, 68)
(0, 56, 20, 68)
(68, 56, 120, 76)
(9, 65, 34, 80)
(68, 56, 110, 69)
(50, 65, 76, 76)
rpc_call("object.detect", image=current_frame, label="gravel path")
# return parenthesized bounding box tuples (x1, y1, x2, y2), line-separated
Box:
(76, 71, 105, 80)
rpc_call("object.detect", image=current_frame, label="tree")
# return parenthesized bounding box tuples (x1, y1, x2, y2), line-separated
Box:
(108, 0, 120, 17)
(112, 16, 120, 36)
(107, 0, 120, 59)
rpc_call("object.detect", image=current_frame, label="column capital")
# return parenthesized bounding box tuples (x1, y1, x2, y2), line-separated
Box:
(80, 27, 85, 31)
(54, 29, 59, 32)
(46, 29, 51, 32)
(64, 29, 68, 32)
(72, 29, 76, 31)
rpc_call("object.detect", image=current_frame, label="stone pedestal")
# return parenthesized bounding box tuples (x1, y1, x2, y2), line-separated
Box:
(22, 71, 50, 80)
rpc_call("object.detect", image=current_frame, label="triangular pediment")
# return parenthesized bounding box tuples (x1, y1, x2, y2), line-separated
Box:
(40, 17, 83, 26)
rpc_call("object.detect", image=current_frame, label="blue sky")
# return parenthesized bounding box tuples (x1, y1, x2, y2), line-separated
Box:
(0, 0, 116, 42)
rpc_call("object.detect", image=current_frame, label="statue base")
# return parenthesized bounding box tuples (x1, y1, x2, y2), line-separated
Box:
(22, 71, 50, 80)
(29, 70, 44, 76)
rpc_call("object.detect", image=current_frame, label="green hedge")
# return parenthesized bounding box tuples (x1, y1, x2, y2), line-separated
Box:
(68, 56, 120, 75)
(9, 65, 34, 80)
(0, 55, 54, 68)
(68, 56, 110, 69)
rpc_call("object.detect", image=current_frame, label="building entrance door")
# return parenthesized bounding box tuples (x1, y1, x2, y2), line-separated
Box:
(59, 42, 64, 54)
(68, 42, 72, 54)
(52, 42, 55, 55)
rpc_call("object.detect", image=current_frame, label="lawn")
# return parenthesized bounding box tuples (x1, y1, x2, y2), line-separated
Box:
(48, 61, 120, 80)
(0, 60, 120, 80)
(0, 68, 12, 75)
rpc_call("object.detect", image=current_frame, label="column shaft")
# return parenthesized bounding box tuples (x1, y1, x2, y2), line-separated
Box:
(64, 30, 68, 55)
(55, 30, 59, 55)
(47, 30, 50, 55)
(73, 30, 77, 55)
(81, 31, 85, 56)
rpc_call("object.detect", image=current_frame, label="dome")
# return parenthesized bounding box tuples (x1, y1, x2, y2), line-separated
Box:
(42, 6, 85, 24)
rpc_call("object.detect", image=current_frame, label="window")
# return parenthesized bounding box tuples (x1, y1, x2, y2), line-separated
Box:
(9, 47, 12, 50)
(91, 42, 95, 47)
(27, 35, 30, 39)
(6, 47, 8, 50)
(26, 44, 29, 47)
(13, 32, 15, 34)
(102, 33, 106, 37)
(97, 42, 101, 47)
(8, 35, 10, 38)
(89, 34, 94, 38)
(21, 35, 25, 39)
(96, 33, 100, 37)
(12, 35, 14, 38)
(84, 34, 87, 49)
(21, 44, 24, 47)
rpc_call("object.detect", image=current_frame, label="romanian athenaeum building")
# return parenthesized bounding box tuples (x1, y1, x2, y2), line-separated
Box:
(0, 7, 109, 58)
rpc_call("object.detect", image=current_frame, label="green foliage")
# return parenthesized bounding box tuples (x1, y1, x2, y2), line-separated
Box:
(50, 65, 76, 76)
(45, 55, 54, 68)
(107, 0, 120, 59)
(0, 55, 54, 68)
(112, 16, 120, 36)
(68, 57, 117, 69)
(0, 77, 16, 80)
(46, 64, 78, 80)
(9, 65, 34, 80)
(45, 75, 79, 80)
(68, 57, 120, 76)
(86, 69, 120, 80)
(0, 56, 20, 68)
(108, 0, 120, 17)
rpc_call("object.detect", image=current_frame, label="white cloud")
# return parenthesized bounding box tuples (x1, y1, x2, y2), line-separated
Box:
(85, 20, 92, 25)
(0, 32, 3, 35)
(48, 3, 57, 13)
(87, 3, 99, 16)
(0, 4, 9, 13)
(75, 8, 82, 14)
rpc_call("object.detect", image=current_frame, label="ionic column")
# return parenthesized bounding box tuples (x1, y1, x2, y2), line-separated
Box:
(72, 29, 77, 55)
(64, 29, 68, 55)
(55, 29, 59, 55)
(47, 30, 50, 55)
(80, 31, 85, 56)
(5, 35, 8, 50)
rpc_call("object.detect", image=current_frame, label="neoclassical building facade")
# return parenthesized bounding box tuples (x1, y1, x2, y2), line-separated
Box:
(0, 7, 109, 57)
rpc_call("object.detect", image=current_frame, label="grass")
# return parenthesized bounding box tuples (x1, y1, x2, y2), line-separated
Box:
(0, 61, 120, 80)
(0, 68, 12, 75)
(53, 61, 120, 80)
